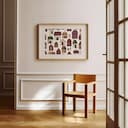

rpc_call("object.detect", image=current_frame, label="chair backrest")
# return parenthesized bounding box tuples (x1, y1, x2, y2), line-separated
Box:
(73, 74, 96, 83)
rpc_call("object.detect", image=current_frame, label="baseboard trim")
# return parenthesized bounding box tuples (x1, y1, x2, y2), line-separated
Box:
(16, 100, 106, 110)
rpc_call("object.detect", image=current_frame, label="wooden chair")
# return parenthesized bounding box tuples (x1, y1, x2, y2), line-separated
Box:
(62, 74, 96, 118)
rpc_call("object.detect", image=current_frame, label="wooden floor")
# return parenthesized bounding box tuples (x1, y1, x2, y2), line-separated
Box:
(0, 110, 106, 128)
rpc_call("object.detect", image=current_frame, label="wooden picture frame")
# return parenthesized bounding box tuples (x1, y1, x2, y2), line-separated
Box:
(37, 23, 88, 60)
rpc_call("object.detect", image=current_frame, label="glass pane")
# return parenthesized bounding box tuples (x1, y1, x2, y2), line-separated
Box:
(125, 101, 128, 128)
(108, 34, 114, 61)
(107, 64, 110, 89)
(125, 62, 128, 99)
(119, 62, 124, 96)
(125, 0, 128, 18)
(118, 23, 125, 58)
(110, 92, 114, 120)
(119, 0, 124, 21)
(107, 5, 110, 32)
(107, 64, 114, 90)
(107, 64, 109, 89)
(118, 97, 124, 128)
(125, 21, 128, 58)
(109, 0, 114, 31)
(107, 90, 110, 115)
(107, 36, 109, 61)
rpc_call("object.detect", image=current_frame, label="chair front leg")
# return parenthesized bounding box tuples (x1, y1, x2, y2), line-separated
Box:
(63, 96, 66, 115)
(62, 82, 66, 115)
(84, 84, 88, 118)
(93, 83, 96, 113)
(73, 97, 76, 112)
(73, 82, 76, 112)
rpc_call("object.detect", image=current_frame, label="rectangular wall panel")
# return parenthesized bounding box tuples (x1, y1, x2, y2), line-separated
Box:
(0, 0, 2, 60)
(3, 71, 14, 89)
(3, 0, 15, 62)
(0, 69, 14, 96)
(20, 79, 62, 101)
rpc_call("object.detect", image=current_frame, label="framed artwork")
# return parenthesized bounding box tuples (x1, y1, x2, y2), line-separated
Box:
(37, 24, 88, 60)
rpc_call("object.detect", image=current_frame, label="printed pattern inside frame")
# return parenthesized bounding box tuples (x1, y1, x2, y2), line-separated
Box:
(38, 24, 88, 60)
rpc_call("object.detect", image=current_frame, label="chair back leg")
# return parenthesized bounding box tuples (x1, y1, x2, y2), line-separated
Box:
(93, 96, 96, 113)
(73, 83, 76, 112)
(62, 83, 66, 115)
(84, 85, 88, 118)
(73, 97, 76, 112)
(93, 83, 96, 113)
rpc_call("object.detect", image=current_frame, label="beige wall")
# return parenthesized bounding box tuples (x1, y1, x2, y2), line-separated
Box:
(16, 0, 106, 110)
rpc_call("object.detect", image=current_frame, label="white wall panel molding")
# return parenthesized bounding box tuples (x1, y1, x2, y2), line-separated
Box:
(2, 0, 6, 62)
(0, 66, 14, 69)
(0, 92, 13, 96)
(16, 73, 106, 110)
(17, 72, 73, 76)
(16, 73, 105, 80)
(2, 71, 14, 90)
(2, 0, 15, 63)
(19, 78, 68, 101)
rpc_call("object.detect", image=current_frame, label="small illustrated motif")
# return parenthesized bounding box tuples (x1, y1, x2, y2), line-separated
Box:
(54, 42, 58, 48)
(67, 39, 72, 46)
(72, 30, 78, 39)
(62, 32, 68, 38)
(56, 48, 61, 54)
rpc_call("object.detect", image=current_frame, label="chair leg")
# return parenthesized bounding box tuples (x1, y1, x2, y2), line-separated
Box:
(73, 82, 76, 112)
(73, 97, 76, 112)
(84, 85, 88, 118)
(93, 96, 96, 113)
(62, 95, 66, 115)
(93, 83, 96, 113)
(62, 83, 66, 115)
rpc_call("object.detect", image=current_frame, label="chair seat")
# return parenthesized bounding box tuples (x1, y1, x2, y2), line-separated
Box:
(64, 91, 96, 98)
